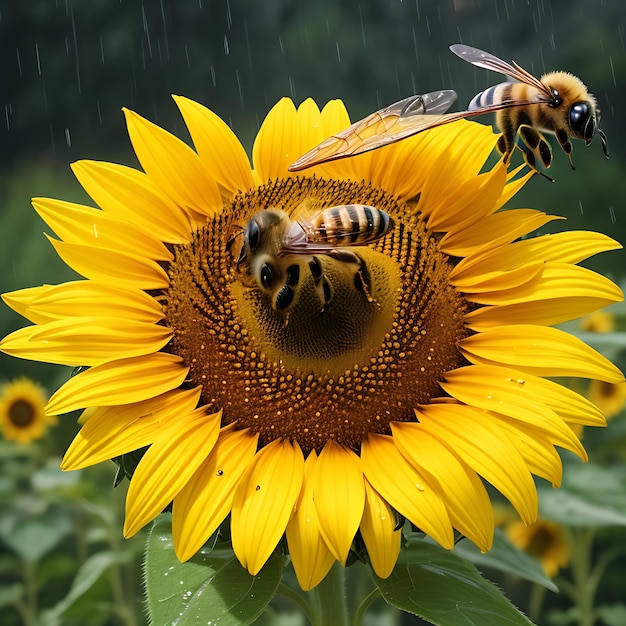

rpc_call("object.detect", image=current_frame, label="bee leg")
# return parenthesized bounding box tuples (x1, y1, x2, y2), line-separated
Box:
(274, 264, 301, 314)
(515, 126, 555, 182)
(309, 256, 332, 313)
(327, 249, 375, 304)
(555, 128, 576, 170)
(518, 125, 553, 168)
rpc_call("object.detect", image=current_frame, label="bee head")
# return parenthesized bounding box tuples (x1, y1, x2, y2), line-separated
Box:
(254, 258, 300, 312)
(568, 101, 596, 142)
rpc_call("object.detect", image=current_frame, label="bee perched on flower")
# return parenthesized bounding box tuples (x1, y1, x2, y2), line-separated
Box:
(0, 95, 622, 593)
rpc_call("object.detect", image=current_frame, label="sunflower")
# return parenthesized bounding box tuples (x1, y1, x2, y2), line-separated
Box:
(0, 377, 53, 444)
(505, 517, 570, 578)
(0, 97, 622, 590)
(587, 380, 626, 419)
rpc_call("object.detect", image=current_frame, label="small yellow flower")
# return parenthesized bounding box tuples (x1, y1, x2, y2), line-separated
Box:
(505, 517, 569, 577)
(580, 310, 615, 333)
(0, 377, 54, 444)
(0, 96, 622, 590)
(587, 380, 626, 419)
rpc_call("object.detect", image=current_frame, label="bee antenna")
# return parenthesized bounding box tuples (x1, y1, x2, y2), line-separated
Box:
(598, 129, 609, 160)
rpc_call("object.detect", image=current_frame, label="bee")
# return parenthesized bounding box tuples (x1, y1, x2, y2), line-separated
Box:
(449, 44, 609, 171)
(288, 44, 608, 173)
(228, 204, 394, 313)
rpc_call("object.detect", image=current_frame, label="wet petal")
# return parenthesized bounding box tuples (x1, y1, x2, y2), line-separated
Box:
(173, 425, 259, 562)
(359, 479, 402, 578)
(45, 353, 189, 415)
(62, 388, 202, 470)
(460, 325, 624, 383)
(310, 440, 365, 564)
(231, 439, 304, 575)
(416, 404, 538, 524)
(286, 451, 336, 591)
(392, 422, 494, 552)
(361, 434, 454, 549)
(124, 408, 222, 537)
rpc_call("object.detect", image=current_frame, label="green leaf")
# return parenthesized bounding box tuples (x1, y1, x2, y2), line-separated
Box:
(454, 530, 558, 592)
(40, 551, 130, 622)
(595, 603, 626, 626)
(0, 508, 73, 563)
(145, 514, 284, 626)
(538, 463, 626, 527)
(0, 582, 24, 608)
(31, 458, 81, 491)
(374, 537, 534, 626)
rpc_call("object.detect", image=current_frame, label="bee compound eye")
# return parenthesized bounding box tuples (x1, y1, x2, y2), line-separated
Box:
(259, 263, 276, 289)
(246, 218, 260, 251)
(569, 103, 591, 137)
(275, 285, 295, 311)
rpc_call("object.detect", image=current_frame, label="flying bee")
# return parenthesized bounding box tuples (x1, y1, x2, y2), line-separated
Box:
(288, 44, 608, 174)
(228, 204, 394, 314)
(449, 44, 609, 171)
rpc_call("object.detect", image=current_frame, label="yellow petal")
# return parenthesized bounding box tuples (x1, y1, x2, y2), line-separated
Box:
(173, 95, 254, 197)
(359, 479, 402, 578)
(231, 439, 304, 575)
(33, 198, 172, 261)
(427, 162, 507, 233)
(310, 440, 365, 564)
(485, 413, 563, 486)
(71, 160, 192, 244)
(124, 408, 222, 537)
(452, 231, 621, 280)
(392, 422, 494, 552)
(26, 281, 164, 323)
(2, 285, 57, 324)
(460, 324, 624, 383)
(173, 425, 259, 562)
(45, 353, 189, 415)
(440, 209, 561, 257)
(0, 317, 172, 367)
(361, 434, 454, 549)
(494, 167, 535, 210)
(465, 297, 625, 331)
(253, 98, 303, 181)
(123, 108, 221, 218)
(286, 451, 336, 591)
(440, 365, 587, 459)
(416, 404, 538, 524)
(46, 236, 169, 290)
(451, 261, 544, 293)
(462, 264, 623, 306)
(61, 387, 201, 470)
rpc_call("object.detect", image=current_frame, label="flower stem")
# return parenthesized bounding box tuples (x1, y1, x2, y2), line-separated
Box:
(565, 527, 596, 626)
(353, 587, 382, 626)
(307, 563, 348, 626)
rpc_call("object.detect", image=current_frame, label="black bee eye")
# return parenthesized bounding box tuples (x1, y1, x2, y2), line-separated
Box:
(246, 218, 260, 251)
(569, 103, 593, 139)
(260, 263, 276, 289)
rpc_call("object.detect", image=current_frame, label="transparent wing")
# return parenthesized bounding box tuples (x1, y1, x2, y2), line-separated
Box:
(449, 44, 554, 100)
(289, 91, 537, 171)
(289, 90, 458, 171)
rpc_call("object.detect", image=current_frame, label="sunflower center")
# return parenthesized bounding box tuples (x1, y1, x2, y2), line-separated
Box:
(163, 177, 471, 454)
(9, 399, 36, 428)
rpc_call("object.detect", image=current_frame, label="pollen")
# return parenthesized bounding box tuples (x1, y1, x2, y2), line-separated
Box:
(163, 177, 470, 454)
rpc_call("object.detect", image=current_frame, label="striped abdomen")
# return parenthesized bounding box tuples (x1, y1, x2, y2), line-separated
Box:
(306, 204, 393, 246)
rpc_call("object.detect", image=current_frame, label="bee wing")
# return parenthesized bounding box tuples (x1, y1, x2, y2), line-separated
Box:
(288, 95, 538, 171)
(449, 44, 554, 101)
(288, 90, 458, 172)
